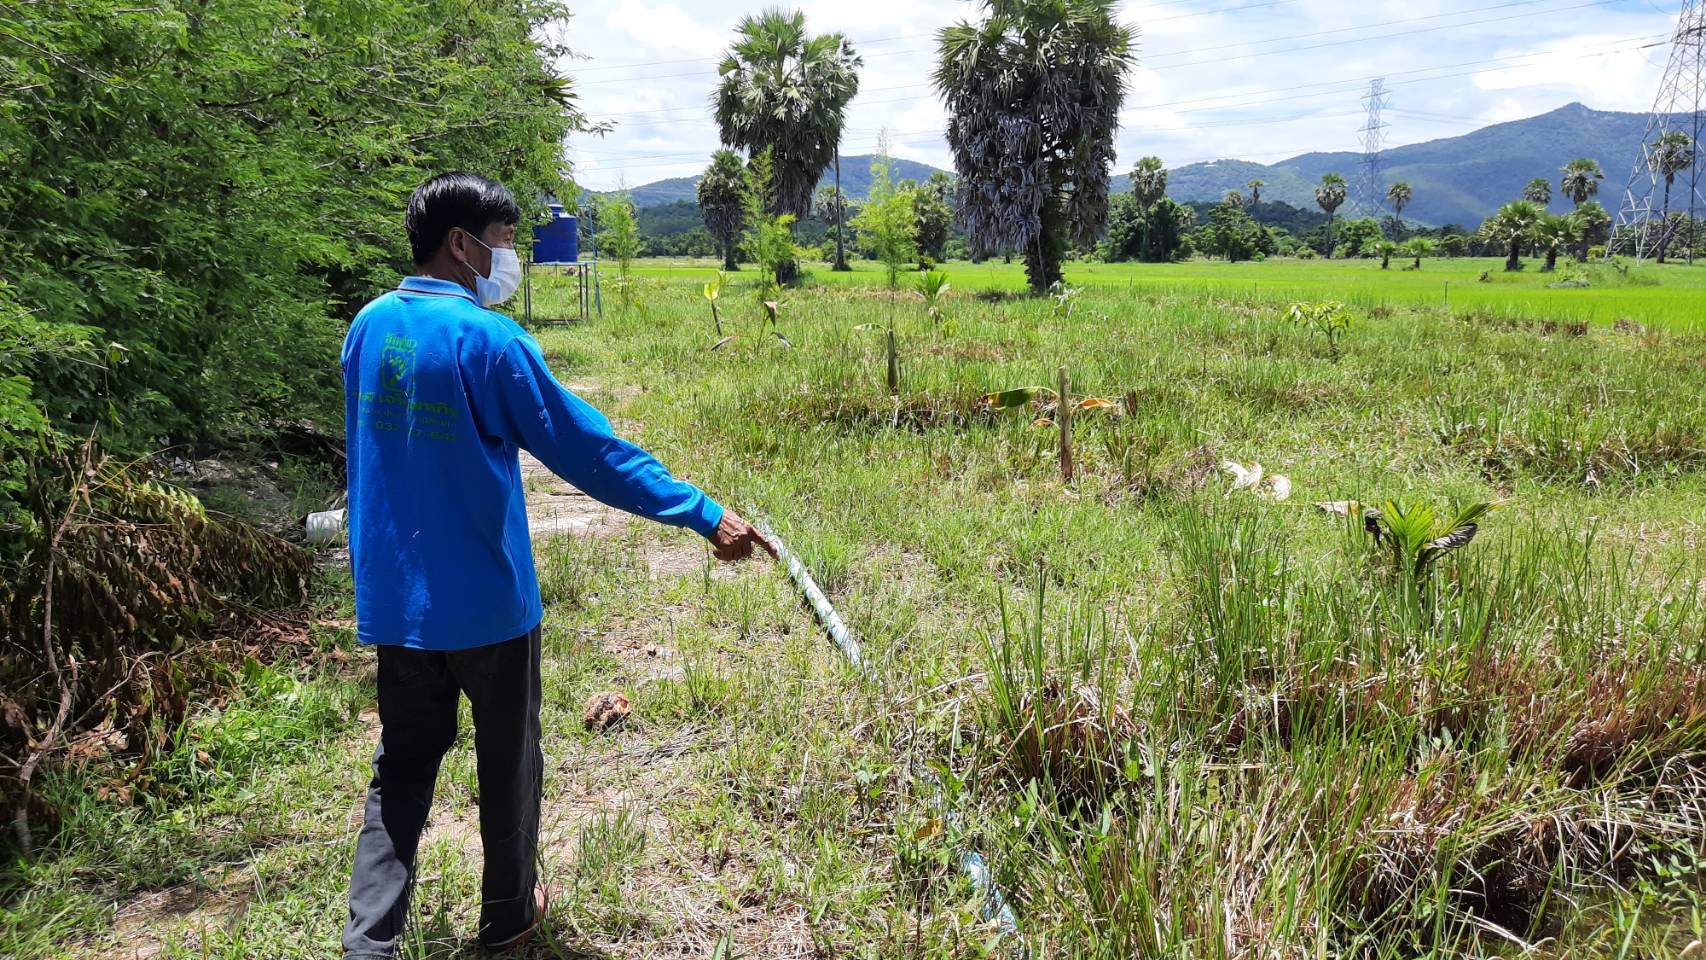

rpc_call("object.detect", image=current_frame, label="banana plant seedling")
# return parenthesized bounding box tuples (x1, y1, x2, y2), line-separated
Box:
(702, 270, 726, 337)
(1317, 498, 1499, 580)
(709, 296, 791, 351)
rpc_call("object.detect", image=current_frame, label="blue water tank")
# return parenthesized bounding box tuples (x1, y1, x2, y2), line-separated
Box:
(532, 203, 579, 263)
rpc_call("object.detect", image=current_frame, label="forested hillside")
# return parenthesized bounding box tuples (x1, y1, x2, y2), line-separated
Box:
(1151, 103, 1660, 225)
(616, 153, 945, 208)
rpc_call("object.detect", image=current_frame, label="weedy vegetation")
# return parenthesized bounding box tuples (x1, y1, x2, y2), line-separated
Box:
(9, 255, 1706, 958)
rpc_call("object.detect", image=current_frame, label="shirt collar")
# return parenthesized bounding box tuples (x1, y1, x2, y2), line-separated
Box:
(399, 275, 478, 304)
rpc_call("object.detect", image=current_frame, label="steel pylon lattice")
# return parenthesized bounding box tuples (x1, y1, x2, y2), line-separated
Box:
(1611, 0, 1705, 264)
(1357, 79, 1391, 219)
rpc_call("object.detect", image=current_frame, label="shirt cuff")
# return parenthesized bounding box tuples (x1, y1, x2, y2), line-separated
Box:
(689, 495, 724, 539)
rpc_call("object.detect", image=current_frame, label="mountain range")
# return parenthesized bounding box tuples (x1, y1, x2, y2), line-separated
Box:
(618, 155, 945, 209)
(616, 103, 1656, 227)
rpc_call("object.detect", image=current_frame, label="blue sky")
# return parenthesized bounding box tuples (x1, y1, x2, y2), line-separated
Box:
(554, 0, 1681, 191)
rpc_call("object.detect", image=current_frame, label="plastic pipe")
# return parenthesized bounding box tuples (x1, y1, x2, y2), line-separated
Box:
(756, 522, 1024, 952)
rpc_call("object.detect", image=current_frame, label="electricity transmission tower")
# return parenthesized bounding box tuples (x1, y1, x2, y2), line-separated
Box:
(1358, 79, 1390, 219)
(1611, 0, 1705, 264)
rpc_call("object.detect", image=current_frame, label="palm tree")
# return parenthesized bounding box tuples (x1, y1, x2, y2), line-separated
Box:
(1405, 236, 1436, 269)
(1558, 157, 1603, 206)
(1224, 189, 1244, 207)
(1533, 213, 1580, 272)
(697, 149, 747, 271)
(1315, 172, 1347, 258)
(1650, 131, 1697, 262)
(1131, 156, 1168, 262)
(1481, 199, 1543, 272)
(1386, 181, 1412, 224)
(713, 9, 861, 222)
(1571, 200, 1611, 262)
(1523, 177, 1552, 206)
(934, 0, 1136, 293)
(1385, 181, 1412, 239)
(1373, 239, 1399, 269)
(1248, 178, 1264, 207)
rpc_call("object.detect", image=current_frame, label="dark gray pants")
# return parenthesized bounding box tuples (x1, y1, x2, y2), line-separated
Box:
(342, 625, 543, 958)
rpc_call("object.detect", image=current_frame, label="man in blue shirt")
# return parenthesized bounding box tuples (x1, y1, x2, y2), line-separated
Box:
(340, 172, 772, 958)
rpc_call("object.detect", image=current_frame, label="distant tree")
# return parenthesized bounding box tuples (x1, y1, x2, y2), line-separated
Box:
(1131, 156, 1169, 260)
(1404, 236, 1436, 269)
(1202, 196, 1260, 262)
(597, 192, 643, 311)
(850, 141, 918, 289)
(1104, 193, 1192, 262)
(1571, 200, 1611, 262)
(741, 149, 799, 297)
(697, 149, 747, 271)
(1523, 177, 1552, 205)
(1439, 233, 1467, 258)
(1159, 199, 1196, 261)
(813, 184, 858, 257)
(934, 0, 1136, 293)
(1533, 213, 1579, 272)
(1559, 157, 1604, 206)
(1372, 239, 1399, 269)
(907, 178, 954, 267)
(1335, 217, 1383, 258)
(713, 10, 861, 222)
(1385, 181, 1412, 231)
(1315, 172, 1347, 258)
(1248, 179, 1264, 208)
(1481, 199, 1543, 272)
(1650, 131, 1697, 262)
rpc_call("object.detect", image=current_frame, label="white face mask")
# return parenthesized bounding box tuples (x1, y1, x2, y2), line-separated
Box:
(464, 232, 521, 306)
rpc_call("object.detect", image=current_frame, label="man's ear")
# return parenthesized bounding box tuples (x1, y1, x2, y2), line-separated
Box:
(445, 226, 470, 264)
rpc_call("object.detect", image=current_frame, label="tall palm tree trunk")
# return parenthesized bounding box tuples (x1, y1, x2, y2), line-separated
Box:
(1025, 195, 1066, 294)
(833, 149, 850, 272)
(722, 237, 737, 272)
(1506, 240, 1521, 272)
(1325, 213, 1335, 259)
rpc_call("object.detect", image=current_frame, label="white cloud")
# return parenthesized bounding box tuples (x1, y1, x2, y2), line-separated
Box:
(557, 0, 1679, 191)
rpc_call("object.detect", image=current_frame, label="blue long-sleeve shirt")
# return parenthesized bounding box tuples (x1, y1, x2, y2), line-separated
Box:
(341, 275, 723, 649)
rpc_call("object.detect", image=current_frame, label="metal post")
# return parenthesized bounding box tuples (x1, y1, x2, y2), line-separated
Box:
(523, 258, 533, 326)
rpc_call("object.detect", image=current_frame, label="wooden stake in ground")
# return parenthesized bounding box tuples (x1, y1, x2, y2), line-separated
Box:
(1058, 364, 1073, 482)
(886, 327, 899, 396)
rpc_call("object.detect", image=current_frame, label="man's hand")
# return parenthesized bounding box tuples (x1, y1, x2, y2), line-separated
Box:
(710, 509, 778, 563)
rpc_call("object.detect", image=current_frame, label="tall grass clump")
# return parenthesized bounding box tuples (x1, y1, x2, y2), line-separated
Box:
(970, 503, 1706, 955)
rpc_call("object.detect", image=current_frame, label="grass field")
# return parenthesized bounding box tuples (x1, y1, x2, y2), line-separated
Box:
(623, 255, 1706, 331)
(7, 256, 1706, 958)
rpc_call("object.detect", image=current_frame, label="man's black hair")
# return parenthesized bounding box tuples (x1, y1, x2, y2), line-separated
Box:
(405, 172, 521, 265)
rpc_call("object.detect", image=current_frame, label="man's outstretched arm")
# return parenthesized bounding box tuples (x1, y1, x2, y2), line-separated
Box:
(480, 335, 773, 560)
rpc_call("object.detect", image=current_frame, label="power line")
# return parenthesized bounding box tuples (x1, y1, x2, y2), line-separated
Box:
(570, 0, 1301, 86)
(581, 3, 1651, 124)
(571, 30, 1666, 179)
(569, 29, 1670, 180)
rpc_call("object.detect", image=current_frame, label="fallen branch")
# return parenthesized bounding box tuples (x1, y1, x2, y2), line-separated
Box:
(11, 436, 94, 854)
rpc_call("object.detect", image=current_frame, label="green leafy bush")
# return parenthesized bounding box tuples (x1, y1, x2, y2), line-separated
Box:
(0, 0, 589, 451)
